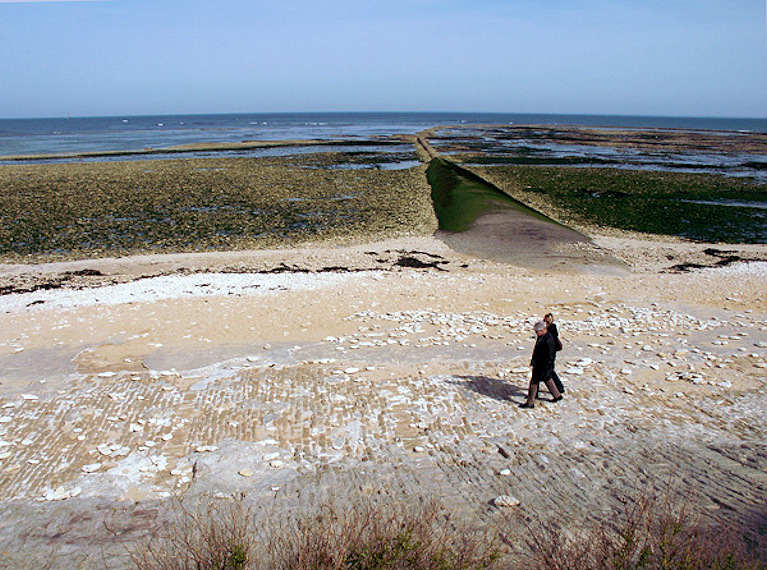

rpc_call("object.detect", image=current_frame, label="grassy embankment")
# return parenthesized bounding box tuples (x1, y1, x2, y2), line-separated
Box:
(425, 157, 563, 232)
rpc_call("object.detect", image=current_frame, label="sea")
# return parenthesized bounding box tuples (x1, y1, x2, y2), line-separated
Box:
(1, 112, 766, 160)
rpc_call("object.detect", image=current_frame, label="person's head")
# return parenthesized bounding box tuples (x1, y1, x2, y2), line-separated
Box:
(534, 320, 547, 337)
(544, 313, 553, 325)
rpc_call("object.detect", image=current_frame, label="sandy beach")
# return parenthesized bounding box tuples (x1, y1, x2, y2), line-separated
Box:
(0, 227, 765, 567)
(0, 124, 765, 567)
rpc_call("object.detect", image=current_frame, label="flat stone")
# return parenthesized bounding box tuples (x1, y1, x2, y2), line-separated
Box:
(493, 495, 521, 508)
(82, 463, 102, 473)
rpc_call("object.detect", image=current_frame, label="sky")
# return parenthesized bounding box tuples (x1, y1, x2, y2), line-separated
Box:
(1, 0, 766, 119)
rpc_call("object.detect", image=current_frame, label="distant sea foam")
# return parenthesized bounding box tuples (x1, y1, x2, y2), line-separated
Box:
(1, 112, 766, 158)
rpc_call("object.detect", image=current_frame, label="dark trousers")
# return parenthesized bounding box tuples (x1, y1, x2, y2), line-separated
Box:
(552, 369, 565, 393)
(552, 353, 565, 393)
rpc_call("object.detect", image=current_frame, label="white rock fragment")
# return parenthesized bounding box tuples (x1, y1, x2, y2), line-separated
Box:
(493, 495, 521, 508)
(82, 463, 102, 473)
(21, 394, 39, 401)
(161, 433, 173, 441)
(238, 469, 253, 477)
(195, 445, 219, 453)
(499, 468, 512, 476)
(97, 372, 117, 378)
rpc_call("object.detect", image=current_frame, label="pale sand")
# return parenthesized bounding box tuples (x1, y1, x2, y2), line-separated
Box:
(0, 234, 765, 567)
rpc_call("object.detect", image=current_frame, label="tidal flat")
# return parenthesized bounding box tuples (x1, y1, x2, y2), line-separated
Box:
(0, 152, 436, 263)
(426, 125, 767, 244)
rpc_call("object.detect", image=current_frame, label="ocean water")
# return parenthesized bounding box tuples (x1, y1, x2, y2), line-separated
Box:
(1, 112, 766, 159)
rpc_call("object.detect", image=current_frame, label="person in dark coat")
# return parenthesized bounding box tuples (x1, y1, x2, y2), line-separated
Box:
(544, 312, 565, 394)
(519, 320, 563, 408)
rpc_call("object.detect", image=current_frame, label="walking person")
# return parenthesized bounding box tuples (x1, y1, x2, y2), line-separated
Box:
(544, 312, 565, 394)
(519, 320, 562, 409)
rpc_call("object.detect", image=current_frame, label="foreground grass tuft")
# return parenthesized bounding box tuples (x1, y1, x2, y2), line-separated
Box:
(130, 490, 765, 570)
(519, 493, 766, 570)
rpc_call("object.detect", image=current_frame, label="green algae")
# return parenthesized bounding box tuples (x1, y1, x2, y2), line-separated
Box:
(426, 157, 560, 232)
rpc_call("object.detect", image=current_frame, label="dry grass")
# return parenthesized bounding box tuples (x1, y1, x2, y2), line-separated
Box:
(130, 491, 502, 570)
(129, 495, 253, 570)
(129, 488, 766, 570)
(517, 492, 766, 570)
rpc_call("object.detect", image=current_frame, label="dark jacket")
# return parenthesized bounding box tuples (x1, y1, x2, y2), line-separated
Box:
(531, 331, 556, 383)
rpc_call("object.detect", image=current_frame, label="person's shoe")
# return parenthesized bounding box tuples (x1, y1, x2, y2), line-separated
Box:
(519, 402, 535, 409)
(552, 396, 563, 403)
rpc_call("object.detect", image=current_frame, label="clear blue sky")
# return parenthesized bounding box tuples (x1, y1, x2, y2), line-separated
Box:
(1, 0, 765, 119)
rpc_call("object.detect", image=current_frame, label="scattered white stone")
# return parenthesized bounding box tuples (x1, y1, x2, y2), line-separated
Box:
(0, 417, 12, 424)
(82, 463, 102, 473)
(499, 468, 512, 476)
(96, 444, 112, 456)
(161, 433, 173, 441)
(344, 367, 360, 374)
(413, 446, 425, 453)
(0, 452, 11, 460)
(493, 495, 521, 508)
(21, 394, 39, 401)
(44, 487, 72, 501)
(262, 452, 280, 462)
(620, 368, 632, 375)
(97, 372, 117, 378)
(269, 460, 285, 468)
(238, 469, 253, 477)
(195, 445, 219, 453)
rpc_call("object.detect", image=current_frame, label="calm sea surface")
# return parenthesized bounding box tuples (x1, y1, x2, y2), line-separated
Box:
(1, 112, 766, 158)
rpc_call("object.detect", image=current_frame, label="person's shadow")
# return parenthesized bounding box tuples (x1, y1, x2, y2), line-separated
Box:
(450, 375, 526, 403)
